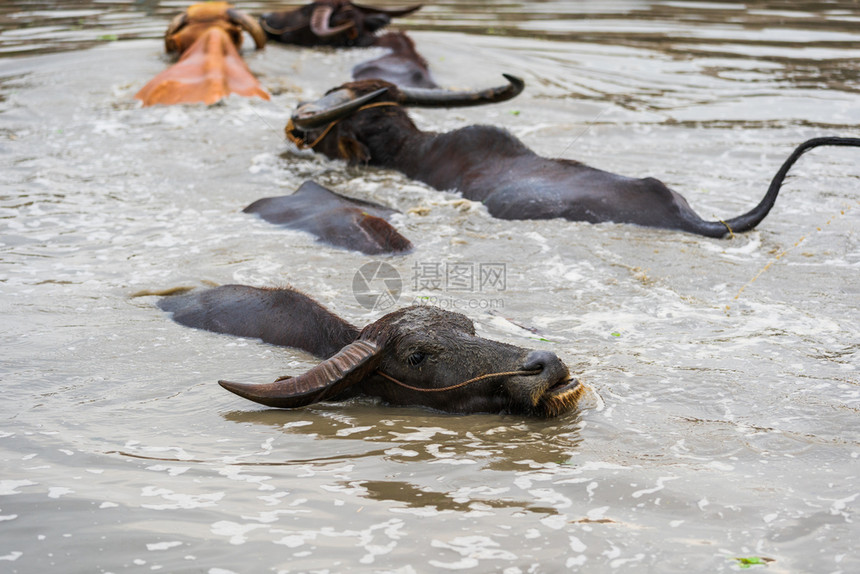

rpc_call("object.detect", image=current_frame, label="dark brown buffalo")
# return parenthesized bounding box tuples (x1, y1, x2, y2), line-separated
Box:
(352, 31, 437, 88)
(135, 2, 268, 106)
(244, 180, 412, 255)
(287, 79, 860, 238)
(260, 1, 422, 47)
(158, 285, 584, 417)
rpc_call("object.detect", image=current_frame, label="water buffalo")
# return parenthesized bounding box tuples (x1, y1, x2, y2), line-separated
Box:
(352, 31, 437, 88)
(244, 180, 412, 255)
(135, 2, 268, 107)
(286, 78, 860, 238)
(158, 285, 584, 417)
(260, 1, 422, 47)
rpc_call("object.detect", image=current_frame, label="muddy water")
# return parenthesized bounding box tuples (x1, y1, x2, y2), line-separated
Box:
(1, 1, 858, 572)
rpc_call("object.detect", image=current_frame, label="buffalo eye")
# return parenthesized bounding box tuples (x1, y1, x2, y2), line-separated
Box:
(406, 352, 427, 367)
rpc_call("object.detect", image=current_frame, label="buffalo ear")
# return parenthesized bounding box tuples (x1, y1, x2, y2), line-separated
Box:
(219, 339, 381, 408)
(338, 136, 371, 163)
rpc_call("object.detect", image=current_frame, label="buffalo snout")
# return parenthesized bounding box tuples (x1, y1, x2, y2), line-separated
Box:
(512, 349, 573, 398)
(522, 350, 566, 378)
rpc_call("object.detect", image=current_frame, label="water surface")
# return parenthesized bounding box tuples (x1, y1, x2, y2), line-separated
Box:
(1, 1, 858, 572)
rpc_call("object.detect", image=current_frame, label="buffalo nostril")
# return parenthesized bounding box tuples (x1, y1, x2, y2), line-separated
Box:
(522, 350, 560, 373)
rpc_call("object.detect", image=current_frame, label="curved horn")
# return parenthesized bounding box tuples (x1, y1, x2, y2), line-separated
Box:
(259, 12, 303, 36)
(219, 339, 381, 408)
(310, 5, 356, 38)
(398, 74, 525, 108)
(354, 3, 423, 18)
(291, 87, 389, 129)
(227, 8, 267, 49)
(164, 12, 188, 53)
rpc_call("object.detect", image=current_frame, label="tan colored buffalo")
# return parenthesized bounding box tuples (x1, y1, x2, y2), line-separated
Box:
(135, 2, 268, 107)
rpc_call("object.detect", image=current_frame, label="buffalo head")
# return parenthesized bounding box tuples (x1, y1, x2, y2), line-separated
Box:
(220, 303, 583, 417)
(286, 75, 524, 161)
(164, 2, 266, 54)
(260, 1, 422, 47)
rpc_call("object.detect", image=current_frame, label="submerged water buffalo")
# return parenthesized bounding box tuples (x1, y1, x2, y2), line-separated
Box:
(352, 31, 437, 88)
(286, 78, 860, 238)
(158, 285, 584, 417)
(135, 2, 268, 107)
(244, 180, 412, 255)
(260, 1, 422, 47)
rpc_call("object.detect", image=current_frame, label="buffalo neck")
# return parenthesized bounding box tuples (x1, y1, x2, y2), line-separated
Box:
(373, 124, 536, 202)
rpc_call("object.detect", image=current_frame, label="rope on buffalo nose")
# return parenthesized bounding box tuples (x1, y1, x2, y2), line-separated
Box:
(376, 368, 542, 393)
(285, 101, 401, 150)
